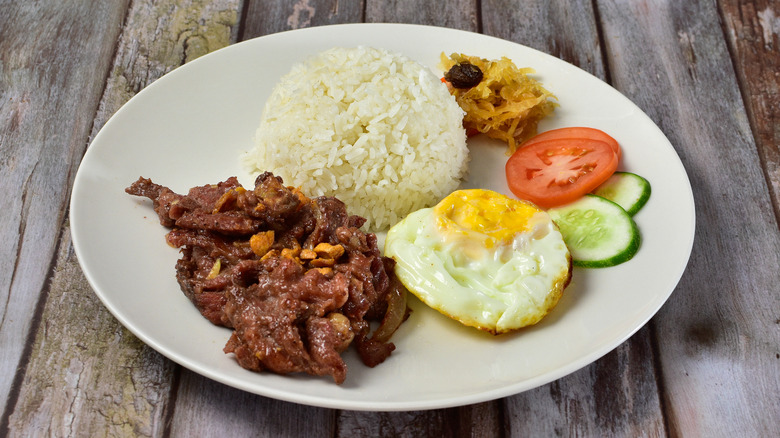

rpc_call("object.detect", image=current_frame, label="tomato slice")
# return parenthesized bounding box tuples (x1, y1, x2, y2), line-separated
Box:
(505, 138, 619, 208)
(520, 127, 621, 160)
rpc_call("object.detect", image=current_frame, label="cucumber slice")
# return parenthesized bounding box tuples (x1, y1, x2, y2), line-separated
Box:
(592, 172, 651, 216)
(548, 194, 640, 268)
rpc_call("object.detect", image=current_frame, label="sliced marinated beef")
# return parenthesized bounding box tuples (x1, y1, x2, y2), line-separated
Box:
(221, 257, 351, 382)
(126, 173, 407, 384)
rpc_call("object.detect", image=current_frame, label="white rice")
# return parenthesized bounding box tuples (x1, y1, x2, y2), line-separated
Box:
(243, 46, 469, 231)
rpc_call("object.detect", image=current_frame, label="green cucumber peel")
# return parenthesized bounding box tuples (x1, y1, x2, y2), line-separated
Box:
(592, 171, 651, 216)
(548, 194, 640, 268)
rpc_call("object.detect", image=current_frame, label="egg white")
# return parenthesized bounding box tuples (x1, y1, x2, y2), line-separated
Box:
(384, 189, 571, 334)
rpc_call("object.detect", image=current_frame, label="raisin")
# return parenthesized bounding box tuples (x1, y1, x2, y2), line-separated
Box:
(444, 62, 483, 89)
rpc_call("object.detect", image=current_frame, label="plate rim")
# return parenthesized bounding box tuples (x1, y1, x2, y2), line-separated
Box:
(70, 22, 696, 411)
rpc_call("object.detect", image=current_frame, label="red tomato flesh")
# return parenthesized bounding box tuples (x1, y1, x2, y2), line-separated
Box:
(505, 138, 618, 208)
(520, 127, 621, 160)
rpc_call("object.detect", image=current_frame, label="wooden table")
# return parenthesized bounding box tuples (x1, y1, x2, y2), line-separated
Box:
(1, 1, 778, 436)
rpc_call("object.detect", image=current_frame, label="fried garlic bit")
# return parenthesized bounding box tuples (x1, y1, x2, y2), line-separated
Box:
(206, 259, 222, 280)
(249, 229, 345, 276)
(213, 187, 247, 213)
(314, 242, 345, 259)
(250, 230, 274, 257)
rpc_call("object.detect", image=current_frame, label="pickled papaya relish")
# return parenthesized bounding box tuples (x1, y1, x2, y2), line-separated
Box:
(440, 53, 557, 154)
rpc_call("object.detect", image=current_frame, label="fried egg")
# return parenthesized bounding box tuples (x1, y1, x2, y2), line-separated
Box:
(384, 189, 571, 334)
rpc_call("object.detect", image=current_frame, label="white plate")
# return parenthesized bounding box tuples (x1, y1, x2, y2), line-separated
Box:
(70, 23, 695, 411)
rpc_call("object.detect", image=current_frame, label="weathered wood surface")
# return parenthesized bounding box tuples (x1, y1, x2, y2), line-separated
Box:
(597, 1, 779, 435)
(2, 0, 242, 436)
(1, 0, 778, 436)
(720, 0, 780, 219)
(0, 0, 131, 426)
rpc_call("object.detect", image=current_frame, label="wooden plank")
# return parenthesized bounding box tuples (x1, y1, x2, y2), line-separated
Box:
(0, 0, 129, 420)
(505, 327, 664, 436)
(597, 0, 780, 435)
(336, 401, 501, 437)
(365, 0, 478, 30)
(5, 231, 176, 437)
(483, 1, 666, 435)
(483, 0, 607, 80)
(719, 0, 780, 219)
(90, 0, 242, 136)
(168, 371, 335, 437)
(2, 0, 243, 436)
(241, 0, 363, 39)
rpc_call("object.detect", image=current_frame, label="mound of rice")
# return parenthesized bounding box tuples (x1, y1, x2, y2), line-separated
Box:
(244, 46, 469, 231)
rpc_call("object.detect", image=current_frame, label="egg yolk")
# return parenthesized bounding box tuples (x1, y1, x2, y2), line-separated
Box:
(384, 188, 572, 334)
(433, 189, 541, 248)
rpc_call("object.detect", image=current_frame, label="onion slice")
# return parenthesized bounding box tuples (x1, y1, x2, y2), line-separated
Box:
(371, 277, 408, 343)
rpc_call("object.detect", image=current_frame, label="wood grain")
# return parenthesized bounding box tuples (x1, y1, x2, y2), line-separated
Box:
(0, 0, 130, 421)
(2, 0, 242, 436)
(365, 0, 478, 30)
(505, 327, 665, 437)
(241, 0, 363, 40)
(6, 231, 176, 437)
(168, 370, 335, 437)
(90, 0, 241, 137)
(483, 0, 607, 79)
(336, 401, 501, 438)
(598, 0, 780, 435)
(719, 0, 780, 220)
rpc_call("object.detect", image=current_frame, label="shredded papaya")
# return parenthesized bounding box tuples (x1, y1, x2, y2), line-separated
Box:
(440, 53, 557, 154)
